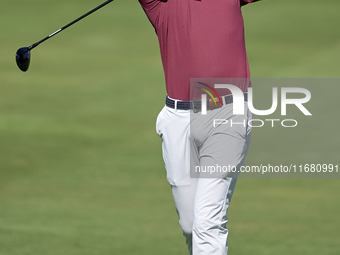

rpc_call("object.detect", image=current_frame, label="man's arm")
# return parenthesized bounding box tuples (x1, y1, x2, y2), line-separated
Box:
(240, 0, 260, 6)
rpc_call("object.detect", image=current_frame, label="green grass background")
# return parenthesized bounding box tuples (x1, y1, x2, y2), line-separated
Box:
(1, 0, 339, 254)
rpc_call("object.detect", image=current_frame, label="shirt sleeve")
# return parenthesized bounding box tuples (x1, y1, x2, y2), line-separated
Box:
(138, 0, 163, 29)
(240, 0, 260, 6)
(138, 0, 161, 11)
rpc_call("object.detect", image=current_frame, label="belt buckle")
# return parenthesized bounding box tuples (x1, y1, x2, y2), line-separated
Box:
(207, 98, 222, 110)
(191, 98, 222, 113)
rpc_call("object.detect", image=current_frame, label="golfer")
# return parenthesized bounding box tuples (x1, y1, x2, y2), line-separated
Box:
(139, 1, 259, 254)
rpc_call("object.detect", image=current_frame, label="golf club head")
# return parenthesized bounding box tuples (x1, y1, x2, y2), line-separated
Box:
(16, 47, 31, 72)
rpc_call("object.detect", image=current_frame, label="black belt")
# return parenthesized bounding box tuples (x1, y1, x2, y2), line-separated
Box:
(166, 93, 248, 112)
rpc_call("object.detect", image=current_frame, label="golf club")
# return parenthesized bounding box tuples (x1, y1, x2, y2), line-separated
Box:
(16, 0, 114, 72)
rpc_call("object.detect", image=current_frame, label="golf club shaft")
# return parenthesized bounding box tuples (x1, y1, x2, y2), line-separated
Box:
(28, 0, 114, 50)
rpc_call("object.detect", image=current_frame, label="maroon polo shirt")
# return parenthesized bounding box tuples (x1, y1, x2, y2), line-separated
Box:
(139, 0, 259, 101)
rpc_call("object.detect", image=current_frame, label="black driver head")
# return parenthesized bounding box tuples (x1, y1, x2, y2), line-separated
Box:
(16, 47, 31, 72)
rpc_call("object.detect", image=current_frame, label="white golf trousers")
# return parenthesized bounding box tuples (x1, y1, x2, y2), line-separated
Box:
(156, 102, 252, 255)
